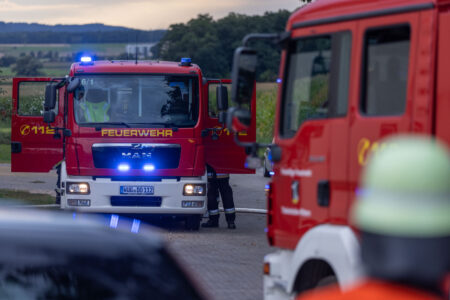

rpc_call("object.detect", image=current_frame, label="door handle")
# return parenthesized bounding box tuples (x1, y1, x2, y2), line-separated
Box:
(317, 180, 330, 207)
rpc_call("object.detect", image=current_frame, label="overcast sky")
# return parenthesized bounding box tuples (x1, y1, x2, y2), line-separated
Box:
(0, 0, 300, 29)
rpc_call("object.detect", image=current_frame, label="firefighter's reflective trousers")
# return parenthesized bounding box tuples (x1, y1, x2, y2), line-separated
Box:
(207, 176, 236, 223)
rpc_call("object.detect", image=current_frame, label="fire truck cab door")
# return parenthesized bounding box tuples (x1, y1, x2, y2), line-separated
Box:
(203, 79, 256, 174)
(11, 78, 63, 172)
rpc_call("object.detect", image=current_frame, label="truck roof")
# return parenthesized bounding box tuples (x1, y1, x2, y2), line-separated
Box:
(288, 0, 448, 30)
(69, 60, 201, 76)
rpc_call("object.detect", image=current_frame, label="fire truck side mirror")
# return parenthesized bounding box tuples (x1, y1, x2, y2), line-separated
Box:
(43, 110, 55, 124)
(216, 85, 229, 124)
(216, 85, 229, 110)
(67, 77, 81, 93)
(44, 84, 58, 111)
(226, 107, 251, 133)
(231, 47, 257, 105)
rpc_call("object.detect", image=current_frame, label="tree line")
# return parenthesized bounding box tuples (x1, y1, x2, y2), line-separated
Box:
(152, 10, 291, 81)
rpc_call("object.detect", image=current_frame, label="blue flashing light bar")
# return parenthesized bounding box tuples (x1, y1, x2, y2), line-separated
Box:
(143, 164, 155, 172)
(180, 57, 192, 66)
(276, 78, 282, 84)
(269, 171, 275, 176)
(80, 56, 92, 63)
(118, 163, 130, 172)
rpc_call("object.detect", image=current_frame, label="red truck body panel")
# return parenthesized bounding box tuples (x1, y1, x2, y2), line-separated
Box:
(268, 0, 449, 250)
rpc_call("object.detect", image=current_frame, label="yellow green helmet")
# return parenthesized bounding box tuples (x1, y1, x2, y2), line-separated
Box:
(352, 135, 450, 238)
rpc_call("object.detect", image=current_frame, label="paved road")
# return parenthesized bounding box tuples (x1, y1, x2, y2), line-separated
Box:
(0, 164, 272, 300)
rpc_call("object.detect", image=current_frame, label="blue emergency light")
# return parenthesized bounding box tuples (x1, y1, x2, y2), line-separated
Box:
(180, 57, 192, 66)
(118, 163, 130, 172)
(143, 164, 155, 172)
(81, 56, 92, 63)
(80, 56, 94, 65)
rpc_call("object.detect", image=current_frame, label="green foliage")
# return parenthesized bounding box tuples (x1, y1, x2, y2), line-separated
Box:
(0, 128, 10, 145)
(0, 144, 10, 163)
(12, 56, 43, 76)
(256, 88, 277, 144)
(0, 96, 11, 125)
(154, 10, 291, 80)
(0, 55, 17, 67)
(0, 188, 54, 205)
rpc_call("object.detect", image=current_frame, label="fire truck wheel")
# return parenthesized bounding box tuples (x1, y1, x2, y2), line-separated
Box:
(315, 275, 337, 288)
(185, 214, 201, 231)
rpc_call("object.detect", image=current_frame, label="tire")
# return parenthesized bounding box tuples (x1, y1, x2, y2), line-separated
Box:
(185, 214, 201, 231)
(316, 275, 338, 288)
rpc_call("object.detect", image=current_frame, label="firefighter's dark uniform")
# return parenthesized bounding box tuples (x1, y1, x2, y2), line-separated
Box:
(202, 166, 236, 229)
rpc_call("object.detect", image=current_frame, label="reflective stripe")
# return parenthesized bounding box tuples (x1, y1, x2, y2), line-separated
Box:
(207, 173, 230, 179)
(225, 208, 235, 214)
(209, 209, 219, 215)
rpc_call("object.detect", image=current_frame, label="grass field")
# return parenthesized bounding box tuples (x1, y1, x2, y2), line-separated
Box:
(0, 144, 10, 163)
(0, 189, 54, 205)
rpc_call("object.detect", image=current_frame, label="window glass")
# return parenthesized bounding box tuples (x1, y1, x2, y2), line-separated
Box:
(208, 83, 231, 118)
(73, 75, 199, 128)
(281, 31, 351, 138)
(361, 26, 410, 116)
(18, 82, 58, 116)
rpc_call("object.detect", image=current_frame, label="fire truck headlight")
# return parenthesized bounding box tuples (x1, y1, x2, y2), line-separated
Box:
(66, 182, 90, 194)
(183, 184, 206, 196)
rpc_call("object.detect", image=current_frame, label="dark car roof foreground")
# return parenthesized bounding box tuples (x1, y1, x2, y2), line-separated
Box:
(0, 209, 206, 300)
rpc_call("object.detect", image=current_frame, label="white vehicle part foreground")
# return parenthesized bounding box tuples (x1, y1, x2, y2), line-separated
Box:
(264, 224, 363, 300)
(59, 162, 207, 215)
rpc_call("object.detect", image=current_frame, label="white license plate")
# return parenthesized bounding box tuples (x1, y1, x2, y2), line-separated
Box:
(120, 185, 154, 195)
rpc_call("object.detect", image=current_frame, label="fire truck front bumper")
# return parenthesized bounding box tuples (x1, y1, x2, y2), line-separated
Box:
(60, 175, 207, 215)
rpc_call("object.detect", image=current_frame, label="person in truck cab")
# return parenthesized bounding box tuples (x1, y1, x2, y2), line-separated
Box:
(78, 88, 110, 123)
(298, 136, 450, 300)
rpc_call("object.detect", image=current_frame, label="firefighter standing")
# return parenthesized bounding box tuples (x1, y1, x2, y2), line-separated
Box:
(298, 136, 450, 300)
(202, 165, 236, 229)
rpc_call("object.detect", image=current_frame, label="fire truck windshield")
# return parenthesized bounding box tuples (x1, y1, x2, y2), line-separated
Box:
(73, 75, 199, 128)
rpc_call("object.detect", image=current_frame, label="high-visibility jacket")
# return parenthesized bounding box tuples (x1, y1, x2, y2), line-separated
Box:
(80, 101, 110, 122)
(297, 280, 442, 300)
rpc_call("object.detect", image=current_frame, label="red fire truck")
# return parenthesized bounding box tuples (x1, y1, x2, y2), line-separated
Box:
(10, 57, 255, 230)
(228, 0, 450, 298)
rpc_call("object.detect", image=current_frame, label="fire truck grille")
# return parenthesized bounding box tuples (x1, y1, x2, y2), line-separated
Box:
(110, 196, 162, 207)
(92, 144, 181, 170)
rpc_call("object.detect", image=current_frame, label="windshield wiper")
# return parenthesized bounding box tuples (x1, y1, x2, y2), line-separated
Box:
(104, 122, 131, 128)
(143, 122, 178, 128)
(81, 122, 131, 131)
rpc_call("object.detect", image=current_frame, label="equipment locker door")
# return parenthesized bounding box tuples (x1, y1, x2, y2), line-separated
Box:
(11, 78, 63, 172)
(203, 79, 256, 174)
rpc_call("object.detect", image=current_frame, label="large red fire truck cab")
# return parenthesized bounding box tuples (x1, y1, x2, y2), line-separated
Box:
(228, 0, 450, 298)
(11, 58, 255, 229)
